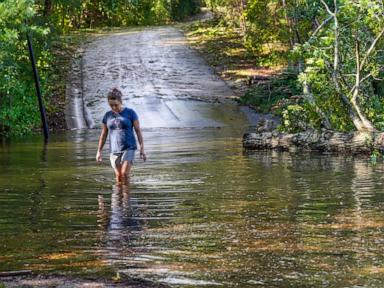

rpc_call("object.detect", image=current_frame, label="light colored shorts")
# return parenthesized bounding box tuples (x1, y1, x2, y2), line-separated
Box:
(110, 149, 136, 169)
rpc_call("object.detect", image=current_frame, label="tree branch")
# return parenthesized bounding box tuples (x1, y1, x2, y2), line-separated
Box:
(307, 15, 334, 44)
(360, 28, 384, 71)
(320, 0, 334, 16)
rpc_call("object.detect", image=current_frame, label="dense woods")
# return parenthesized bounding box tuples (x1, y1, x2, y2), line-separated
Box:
(0, 0, 383, 137)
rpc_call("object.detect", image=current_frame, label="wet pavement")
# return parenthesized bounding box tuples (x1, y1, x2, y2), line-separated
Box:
(66, 27, 247, 130)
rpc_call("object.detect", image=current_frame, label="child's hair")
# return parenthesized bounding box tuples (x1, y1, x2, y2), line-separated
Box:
(107, 88, 123, 102)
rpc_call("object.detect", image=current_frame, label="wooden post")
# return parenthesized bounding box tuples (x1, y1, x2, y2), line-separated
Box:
(26, 31, 49, 142)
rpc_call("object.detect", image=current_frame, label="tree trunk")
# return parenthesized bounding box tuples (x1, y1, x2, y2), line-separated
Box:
(281, 0, 294, 48)
(292, 0, 301, 44)
(61, 4, 65, 30)
(43, 0, 52, 17)
(298, 60, 332, 129)
(330, 2, 374, 132)
(350, 96, 375, 131)
(303, 79, 332, 129)
(350, 35, 375, 131)
(243, 130, 383, 154)
(239, 0, 248, 41)
(0, 270, 32, 277)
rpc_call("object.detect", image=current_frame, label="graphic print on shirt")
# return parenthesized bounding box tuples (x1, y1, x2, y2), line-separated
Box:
(111, 117, 123, 130)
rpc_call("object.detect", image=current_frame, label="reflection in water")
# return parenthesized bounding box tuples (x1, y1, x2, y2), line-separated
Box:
(41, 141, 48, 163)
(2, 129, 384, 286)
(98, 183, 148, 267)
(27, 176, 46, 231)
(108, 184, 147, 233)
(28, 141, 48, 232)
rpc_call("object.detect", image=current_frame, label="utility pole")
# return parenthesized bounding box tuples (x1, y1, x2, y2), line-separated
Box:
(26, 31, 49, 142)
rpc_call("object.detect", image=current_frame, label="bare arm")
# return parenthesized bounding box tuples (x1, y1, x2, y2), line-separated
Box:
(96, 124, 108, 162)
(133, 120, 146, 161)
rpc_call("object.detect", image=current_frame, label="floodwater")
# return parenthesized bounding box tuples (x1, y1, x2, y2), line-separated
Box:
(3, 27, 384, 287)
(2, 120, 384, 286)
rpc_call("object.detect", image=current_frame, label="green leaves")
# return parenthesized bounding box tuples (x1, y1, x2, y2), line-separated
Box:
(291, 0, 384, 132)
(0, 0, 50, 137)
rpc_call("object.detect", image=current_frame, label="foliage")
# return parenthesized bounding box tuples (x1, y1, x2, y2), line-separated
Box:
(2, 0, 383, 136)
(170, 0, 201, 20)
(37, 0, 201, 31)
(294, 0, 384, 132)
(239, 73, 301, 113)
(0, 0, 49, 137)
(0, 0, 203, 138)
(281, 104, 309, 132)
(202, 0, 384, 132)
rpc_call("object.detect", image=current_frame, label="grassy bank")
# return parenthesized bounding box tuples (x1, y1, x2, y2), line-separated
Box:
(180, 18, 301, 115)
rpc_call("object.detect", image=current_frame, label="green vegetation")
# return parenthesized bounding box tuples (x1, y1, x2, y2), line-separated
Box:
(0, 0, 46, 137)
(0, 0, 201, 137)
(240, 73, 301, 113)
(187, 0, 384, 132)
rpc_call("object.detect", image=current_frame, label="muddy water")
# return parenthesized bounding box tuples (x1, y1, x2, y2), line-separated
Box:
(3, 27, 384, 287)
(2, 124, 384, 287)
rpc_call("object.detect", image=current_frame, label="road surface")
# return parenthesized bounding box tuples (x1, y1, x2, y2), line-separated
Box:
(65, 26, 256, 130)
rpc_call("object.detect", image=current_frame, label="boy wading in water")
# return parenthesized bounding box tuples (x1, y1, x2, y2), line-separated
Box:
(96, 88, 146, 183)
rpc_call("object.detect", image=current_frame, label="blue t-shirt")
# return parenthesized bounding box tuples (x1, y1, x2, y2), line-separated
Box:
(102, 107, 139, 153)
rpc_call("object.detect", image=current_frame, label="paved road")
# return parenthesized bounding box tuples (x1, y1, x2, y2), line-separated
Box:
(66, 27, 255, 130)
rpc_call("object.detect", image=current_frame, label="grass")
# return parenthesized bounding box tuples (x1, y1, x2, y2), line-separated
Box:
(180, 19, 286, 94)
(239, 72, 302, 113)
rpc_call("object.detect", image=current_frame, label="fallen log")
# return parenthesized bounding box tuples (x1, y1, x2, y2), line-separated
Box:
(0, 270, 32, 277)
(243, 130, 384, 154)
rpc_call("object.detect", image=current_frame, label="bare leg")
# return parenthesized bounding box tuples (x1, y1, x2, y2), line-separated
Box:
(114, 166, 123, 183)
(121, 161, 132, 184)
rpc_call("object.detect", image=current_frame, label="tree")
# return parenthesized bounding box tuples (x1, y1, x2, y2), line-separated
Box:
(297, 0, 384, 131)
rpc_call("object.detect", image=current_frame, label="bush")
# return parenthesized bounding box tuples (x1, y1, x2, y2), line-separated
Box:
(280, 105, 309, 132)
(239, 73, 301, 113)
(0, 0, 50, 137)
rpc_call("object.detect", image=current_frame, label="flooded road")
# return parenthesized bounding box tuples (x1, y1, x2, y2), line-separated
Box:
(2, 128, 384, 286)
(2, 26, 384, 287)
(66, 27, 241, 130)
